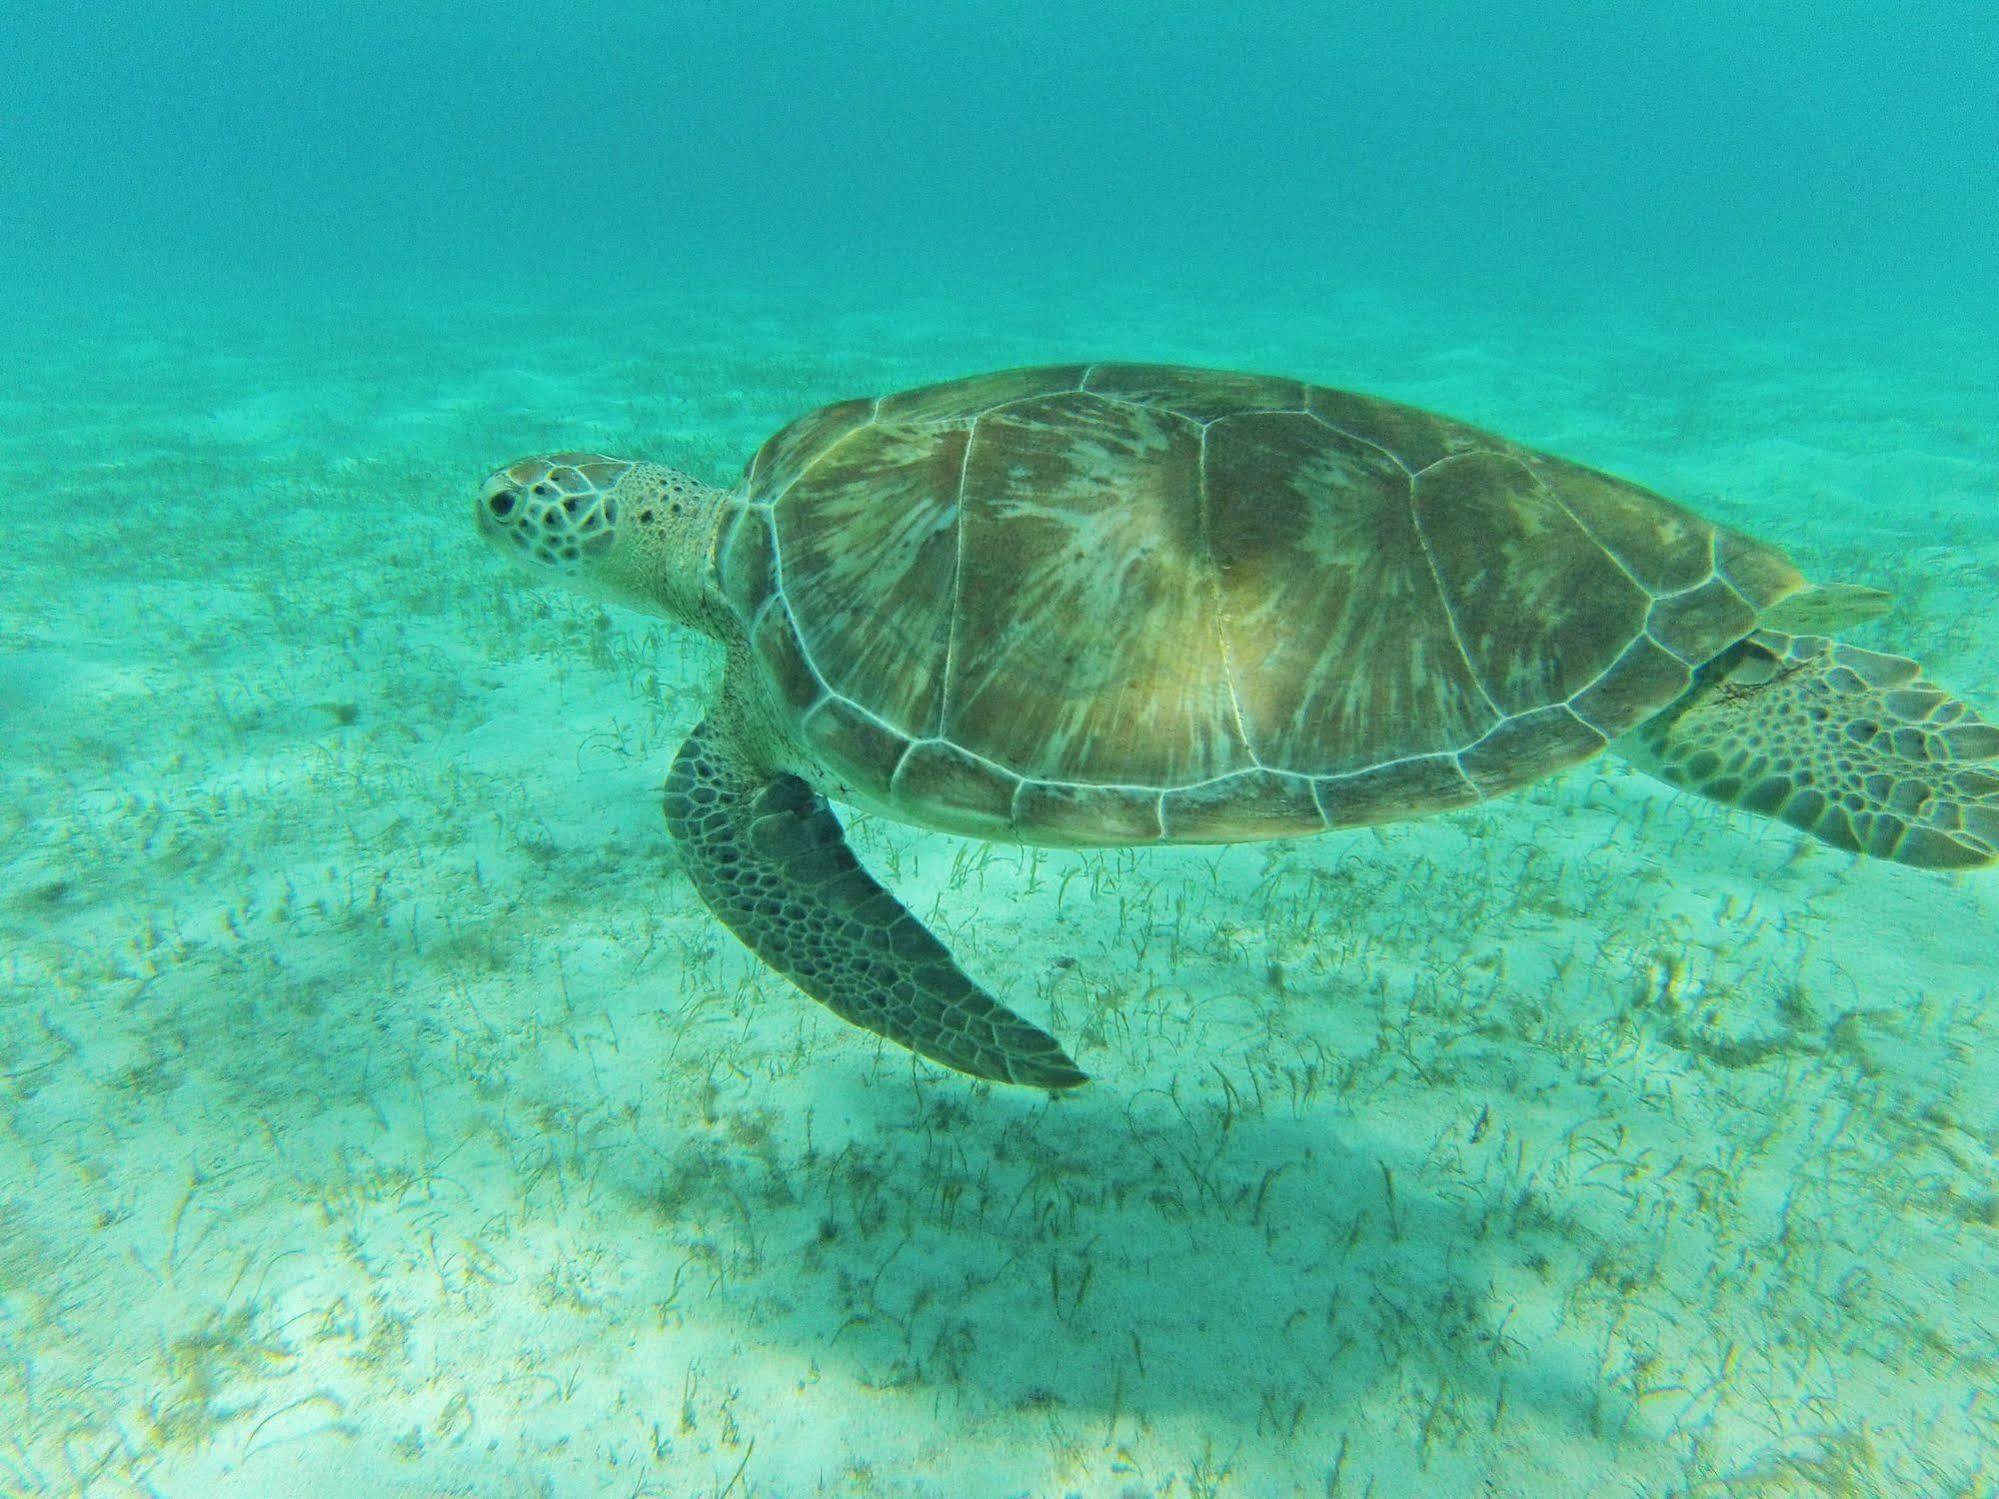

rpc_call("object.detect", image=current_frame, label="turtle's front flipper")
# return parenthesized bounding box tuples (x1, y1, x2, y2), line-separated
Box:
(1618, 630, 1999, 869)
(663, 714, 1087, 1089)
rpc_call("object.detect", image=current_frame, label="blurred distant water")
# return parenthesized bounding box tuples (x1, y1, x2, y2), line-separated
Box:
(5, 1, 1997, 327)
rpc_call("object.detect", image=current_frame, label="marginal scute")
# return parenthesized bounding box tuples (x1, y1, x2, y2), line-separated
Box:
(1760, 582, 1892, 633)
(1648, 576, 1758, 661)
(1315, 755, 1480, 829)
(1414, 452, 1651, 716)
(876, 365, 1086, 425)
(1570, 635, 1693, 738)
(892, 742, 1018, 831)
(1716, 528, 1807, 611)
(1160, 771, 1325, 842)
(1084, 363, 1307, 424)
(1461, 707, 1609, 794)
(1522, 454, 1715, 592)
(1014, 781, 1164, 844)
(745, 396, 874, 502)
(1305, 387, 1501, 471)
(802, 699, 909, 800)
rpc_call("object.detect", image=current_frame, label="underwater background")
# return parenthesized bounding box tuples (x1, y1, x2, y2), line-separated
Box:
(4, 2, 1997, 1495)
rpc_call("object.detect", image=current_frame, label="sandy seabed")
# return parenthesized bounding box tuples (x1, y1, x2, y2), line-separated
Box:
(3, 275, 1996, 1497)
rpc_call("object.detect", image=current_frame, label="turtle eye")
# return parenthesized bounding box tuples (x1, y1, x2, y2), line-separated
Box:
(487, 489, 519, 519)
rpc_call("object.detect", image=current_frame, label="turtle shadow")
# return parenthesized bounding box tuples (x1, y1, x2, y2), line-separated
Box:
(597, 1052, 1649, 1472)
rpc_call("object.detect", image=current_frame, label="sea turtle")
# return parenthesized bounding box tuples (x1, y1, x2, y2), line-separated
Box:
(476, 363, 1998, 1088)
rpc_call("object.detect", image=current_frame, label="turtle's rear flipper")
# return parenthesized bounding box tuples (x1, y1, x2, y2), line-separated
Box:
(663, 714, 1087, 1088)
(1618, 630, 1999, 869)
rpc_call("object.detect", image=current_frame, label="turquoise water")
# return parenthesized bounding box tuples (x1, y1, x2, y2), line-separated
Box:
(4, 7, 1997, 1497)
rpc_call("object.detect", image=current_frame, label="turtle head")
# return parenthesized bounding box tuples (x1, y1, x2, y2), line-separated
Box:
(476, 453, 726, 630)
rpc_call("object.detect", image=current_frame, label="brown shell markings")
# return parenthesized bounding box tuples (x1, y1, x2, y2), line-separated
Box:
(715, 364, 1804, 845)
